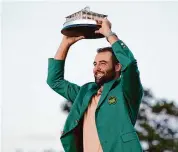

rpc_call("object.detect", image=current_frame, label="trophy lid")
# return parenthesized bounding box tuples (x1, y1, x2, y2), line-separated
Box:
(61, 7, 107, 39)
(65, 6, 107, 19)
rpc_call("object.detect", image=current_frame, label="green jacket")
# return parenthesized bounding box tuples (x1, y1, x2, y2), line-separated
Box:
(47, 40, 143, 152)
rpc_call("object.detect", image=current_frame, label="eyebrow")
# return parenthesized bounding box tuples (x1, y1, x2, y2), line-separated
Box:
(93, 60, 108, 65)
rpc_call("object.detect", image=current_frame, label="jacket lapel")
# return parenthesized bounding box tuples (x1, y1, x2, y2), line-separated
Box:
(96, 79, 118, 110)
(80, 79, 119, 115)
(80, 84, 97, 117)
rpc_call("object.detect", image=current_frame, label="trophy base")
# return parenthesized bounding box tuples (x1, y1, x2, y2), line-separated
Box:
(61, 24, 104, 39)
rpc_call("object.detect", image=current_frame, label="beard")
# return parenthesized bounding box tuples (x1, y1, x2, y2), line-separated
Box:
(94, 67, 116, 87)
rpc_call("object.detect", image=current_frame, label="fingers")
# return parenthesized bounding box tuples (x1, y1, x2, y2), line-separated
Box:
(95, 19, 102, 25)
(95, 17, 108, 24)
(76, 35, 85, 41)
(94, 30, 100, 34)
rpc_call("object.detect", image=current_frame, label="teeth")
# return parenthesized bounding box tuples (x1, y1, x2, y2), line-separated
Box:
(96, 73, 103, 78)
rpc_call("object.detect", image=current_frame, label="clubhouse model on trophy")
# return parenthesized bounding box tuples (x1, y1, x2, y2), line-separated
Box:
(61, 6, 107, 39)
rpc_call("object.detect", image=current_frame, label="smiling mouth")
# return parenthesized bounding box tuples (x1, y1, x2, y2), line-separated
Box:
(95, 73, 104, 79)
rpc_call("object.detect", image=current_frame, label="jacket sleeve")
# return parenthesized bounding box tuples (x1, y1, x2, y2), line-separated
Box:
(112, 40, 143, 124)
(46, 58, 80, 103)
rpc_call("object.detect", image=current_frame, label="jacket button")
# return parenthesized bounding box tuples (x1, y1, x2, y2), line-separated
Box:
(75, 119, 79, 124)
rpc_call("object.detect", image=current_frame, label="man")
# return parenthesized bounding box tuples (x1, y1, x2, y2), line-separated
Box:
(47, 18, 143, 152)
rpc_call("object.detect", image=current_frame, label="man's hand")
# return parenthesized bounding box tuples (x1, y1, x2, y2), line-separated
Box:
(54, 35, 85, 60)
(95, 18, 119, 45)
(94, 18, 112, 37)
(61, 35, 85, 47)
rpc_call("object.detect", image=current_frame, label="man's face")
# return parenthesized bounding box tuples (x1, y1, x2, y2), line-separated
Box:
(93, 51, 116, 86)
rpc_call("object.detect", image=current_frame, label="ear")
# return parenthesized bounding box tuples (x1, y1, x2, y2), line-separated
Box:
(115, 63, 122, 72)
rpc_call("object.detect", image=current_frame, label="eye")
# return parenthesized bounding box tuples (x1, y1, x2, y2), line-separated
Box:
(100, 62, 107, 66)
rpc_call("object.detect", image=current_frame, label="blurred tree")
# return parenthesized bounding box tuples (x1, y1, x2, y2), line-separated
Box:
(61, 88, 178, 152)
(136, 88, 178, 152)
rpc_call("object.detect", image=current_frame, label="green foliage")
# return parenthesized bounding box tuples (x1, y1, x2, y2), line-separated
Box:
(136, 89, 178, 152)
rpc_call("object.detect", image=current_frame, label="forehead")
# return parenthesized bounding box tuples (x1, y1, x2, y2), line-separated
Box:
(94, 51, 112, 62)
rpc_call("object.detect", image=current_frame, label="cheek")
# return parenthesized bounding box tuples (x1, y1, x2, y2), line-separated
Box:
(106, 66, 115, 74)
(93, 67, 97, 74)
(93, 69, 95, 74)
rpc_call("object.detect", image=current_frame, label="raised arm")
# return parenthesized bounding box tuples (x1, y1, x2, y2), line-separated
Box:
(95, 18, 143, 124)
(47, 35, 84, 103)
(111, 40, 143, 124)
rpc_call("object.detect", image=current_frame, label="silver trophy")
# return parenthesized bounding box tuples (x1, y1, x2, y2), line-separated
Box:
(61, 6, 107, 39)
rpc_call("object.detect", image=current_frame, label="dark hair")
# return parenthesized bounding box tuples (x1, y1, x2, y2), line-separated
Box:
(97, 47, 119, 64)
